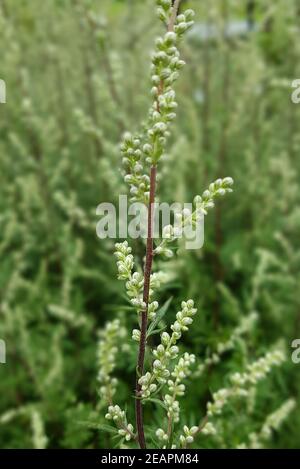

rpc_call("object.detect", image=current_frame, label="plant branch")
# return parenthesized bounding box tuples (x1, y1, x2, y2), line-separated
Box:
(168, 0, 181, 32)
(135, 0, 182, 449)
(135, 165, 156, 449)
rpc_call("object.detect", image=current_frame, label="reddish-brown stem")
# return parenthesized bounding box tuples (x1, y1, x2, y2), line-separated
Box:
(168, 0, 181, 32)
(135, 0, 181, 449)
(135, 165, 156, 449)
(195, 415, 209, 436)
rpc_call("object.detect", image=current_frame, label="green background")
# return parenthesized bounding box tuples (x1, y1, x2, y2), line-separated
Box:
(0, 0, 299, 448)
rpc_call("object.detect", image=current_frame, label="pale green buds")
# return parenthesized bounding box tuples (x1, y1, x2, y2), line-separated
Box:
(179, 425, 198, 446)
(175, 23, 188, 35)
(162, 224, 174, 239)
(164, 31, 177, 46)
(105, 405, 125, 421)
(184, 9, 195, 22)
(156, 428, 168, 441)
(132, 329, 141, 342)
(202, 422, 217, 436)
(161, 332, 171, 346)
(118, 424, 134, 441)
(193, 177, 234, 215)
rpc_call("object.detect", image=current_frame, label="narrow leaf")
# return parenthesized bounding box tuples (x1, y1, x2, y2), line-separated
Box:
(147, 296, 173, 337)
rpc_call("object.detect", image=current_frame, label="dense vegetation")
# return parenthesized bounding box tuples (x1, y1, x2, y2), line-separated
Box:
(0, 0, 299, 449)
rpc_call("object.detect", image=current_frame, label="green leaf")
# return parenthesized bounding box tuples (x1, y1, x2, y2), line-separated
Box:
(144, 398, 168, 411)
(136, 365, 142, 378)
(106, 304, 136, 312)
(146, 326, 166, 338)
(80, 421, 117, 434)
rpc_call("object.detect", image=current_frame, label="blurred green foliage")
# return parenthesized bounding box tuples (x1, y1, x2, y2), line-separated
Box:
(0, 0, 299, 449)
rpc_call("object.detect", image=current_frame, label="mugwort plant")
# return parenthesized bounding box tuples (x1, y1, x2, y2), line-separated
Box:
(97, 0, 233, 449)
(0, 0, 297, 451)
(96, 0, 295, 449)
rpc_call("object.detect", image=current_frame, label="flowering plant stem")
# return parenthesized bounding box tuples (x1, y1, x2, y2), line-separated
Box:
(135, 165, 156, 449)
(135, 0, 182, 450)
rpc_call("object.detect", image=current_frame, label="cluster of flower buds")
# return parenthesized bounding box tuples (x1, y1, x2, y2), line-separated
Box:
(147, 79, 180, 165)
(120, 133, 150, 203)
(117, 424, 135, 442)
(155, 209, 191, 257)
(163, 353, 196, 422)
(164, 394, 180, 422)
(171, 352, 195, 384)
(202, 422, 217, 436)
(260, 399, 295, 439)
(154, 243, 174, 258)
(156, 1, 195, 33)
(138, 372, 158, 398)
(105, 405, 125, 422)
(207, 388, 234, 417)
(174, 10, 195, 36)
(126, 272, 144, 306)
(230, 349, 285, 387)
(132, 328, 141, 342)
(156, 0, 173, 23)
(148, 300, 159, 321)
(114, 241, 134, 280)
(141, 4, 195, 166)
(120, 4, 195, 199)
(207, 348, 285, 417)
(97, 319, 126, 402)
(154, 178, 234, 257)
(155, 427, 168, 442)
(115, 242, 161, 320)
(179, 425, 198, 447)
(150, 272, 162, 293)
(238, 399, 295, 449)
(193, 177, 234, 215)
(176, 420, 217, 447)
(171, 300, 197, 338)
(139, 300, 197, 397)
(233, 312, 258, 338)
(105, 405, 135, 442)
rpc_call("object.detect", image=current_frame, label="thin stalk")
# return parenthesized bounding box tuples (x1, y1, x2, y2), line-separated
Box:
(135, 0, 182, 449)
(168, 0, 181, 32)
(181, 415, 209, 449)
(135, 165, 156, 449)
